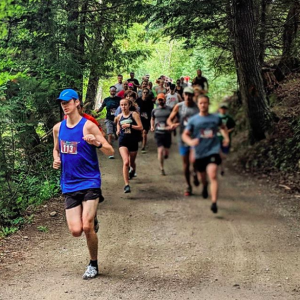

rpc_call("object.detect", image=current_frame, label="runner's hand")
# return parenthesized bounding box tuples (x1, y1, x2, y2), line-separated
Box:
(222, 138, 230, 147)
(171, 123, 179, 130)
(150, 126, 155, 132)
(53, 158, 61, 169)
(83, 134, 97, 146)
(121, 124, 130, 129)
(189, 138, 200, 147)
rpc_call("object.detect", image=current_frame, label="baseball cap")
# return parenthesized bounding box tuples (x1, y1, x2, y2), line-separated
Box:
(157, 93, 165, 100)
(57, 89, 79, 101)
(219, 103, 228, 109)
(183, 86, 194, 94)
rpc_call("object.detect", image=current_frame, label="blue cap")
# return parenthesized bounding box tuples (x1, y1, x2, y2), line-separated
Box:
(57, 89, 79, 101)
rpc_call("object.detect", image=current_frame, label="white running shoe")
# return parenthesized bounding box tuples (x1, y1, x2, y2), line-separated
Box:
(82, 265, 98, 280)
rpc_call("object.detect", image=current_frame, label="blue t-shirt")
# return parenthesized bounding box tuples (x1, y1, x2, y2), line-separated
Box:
(186, 113, 222, 159)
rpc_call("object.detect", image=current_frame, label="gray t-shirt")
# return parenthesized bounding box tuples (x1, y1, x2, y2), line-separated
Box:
(114, 83, 123, 93)
(186, 113, 222, 159)
(177, 101, 199, 145)
(151, 106, 172, 134)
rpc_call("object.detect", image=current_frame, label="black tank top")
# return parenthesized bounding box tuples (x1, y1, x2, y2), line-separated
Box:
(119, 112, 138, 139)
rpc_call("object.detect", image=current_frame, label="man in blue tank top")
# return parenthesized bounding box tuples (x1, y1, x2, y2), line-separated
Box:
(53, 89, 114, 280)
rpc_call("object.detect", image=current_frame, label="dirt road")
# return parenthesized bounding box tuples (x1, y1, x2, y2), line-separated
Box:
(1, 137, 300, 300)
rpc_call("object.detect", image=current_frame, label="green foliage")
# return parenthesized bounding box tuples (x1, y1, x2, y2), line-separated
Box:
(37, 225, 48, 233)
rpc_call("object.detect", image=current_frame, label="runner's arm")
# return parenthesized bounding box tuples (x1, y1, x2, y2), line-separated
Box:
(178, 94, 183, 102)
(167, 104, 180, 129)
(219, 124, 230, 147)
(116, 114, 121, 136)
(52, 123, 61, 169)
(84, 121, 114, 156)
(182, 128, 199, 147)
(131, 112, 143, 131)
(95, 100, 106, 113)
(150, 115, 155, 132)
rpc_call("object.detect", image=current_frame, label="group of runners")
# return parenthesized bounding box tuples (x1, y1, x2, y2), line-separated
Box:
(52, 69, 235, 279)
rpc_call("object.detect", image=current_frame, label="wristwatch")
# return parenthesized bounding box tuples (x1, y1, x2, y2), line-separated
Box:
(96, 143, 103, 149)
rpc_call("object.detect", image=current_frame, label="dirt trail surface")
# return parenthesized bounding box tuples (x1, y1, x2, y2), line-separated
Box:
(1, 137, 300, 300)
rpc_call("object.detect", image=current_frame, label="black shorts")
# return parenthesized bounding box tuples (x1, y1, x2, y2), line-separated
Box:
(155, 132, 172, 148)
(141, 118, 150, 133)
(119, 137, 139, 152)
(194, 154, 222, 173)
(64, 188, 104, 210)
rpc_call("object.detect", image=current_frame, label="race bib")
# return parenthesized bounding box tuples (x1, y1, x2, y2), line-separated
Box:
(200, 129, 214, 138)
(124, 128, 131, 134)
(157, 122, 166, 130)
(110, 108, 116, 116)
(183, 117, 189, 127)
(60, 140, 79, 154)
(141, 112, 148, 119)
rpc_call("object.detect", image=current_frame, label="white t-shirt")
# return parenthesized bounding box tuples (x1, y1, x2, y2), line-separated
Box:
(166, 93, 180, 108)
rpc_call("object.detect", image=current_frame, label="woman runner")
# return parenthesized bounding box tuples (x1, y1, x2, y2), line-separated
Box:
(116, 98, 143, 193)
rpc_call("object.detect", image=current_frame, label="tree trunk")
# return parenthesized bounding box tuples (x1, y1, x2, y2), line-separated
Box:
(84, 68, 99, 114)
(232, 0, 273, 142)
(275, 0, 300, 80)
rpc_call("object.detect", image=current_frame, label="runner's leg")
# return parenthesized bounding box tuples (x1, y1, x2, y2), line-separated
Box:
(66, 205, 83, 237)
(157, 146, 164, 170)
(129, 151, 138, 173)
(183, 153, 192, 194)
(142, 130, 147, 150)
(82, 198, 99, 261)
(206, 163, 218, 203)
(119, 147, 130, 186)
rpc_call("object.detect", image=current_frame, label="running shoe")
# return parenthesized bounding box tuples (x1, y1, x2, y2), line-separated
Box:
(161, 169, 166, 176)
(164, 154, 169, 159)
(108, 155, 115, 159)
(211, 202, 218, 214)
(94, 215, 99, 233)
(220, 170, 225, 176)
(141, 148, 146, 154)
(124, 185, 131, 193)
(82, 264, 98, 280)
(184, 186, 192, 196)
(202, 184, 208, 199)
(193, 173, 200, 187)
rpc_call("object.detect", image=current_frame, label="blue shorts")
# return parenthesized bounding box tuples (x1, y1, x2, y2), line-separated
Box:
(179, 145, 191, 156)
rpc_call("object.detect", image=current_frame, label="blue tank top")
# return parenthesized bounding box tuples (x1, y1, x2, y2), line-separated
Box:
(59, 117, 101, 193)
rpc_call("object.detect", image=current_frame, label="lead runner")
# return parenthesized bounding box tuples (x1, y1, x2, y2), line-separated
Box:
(53, 89, 114, 279)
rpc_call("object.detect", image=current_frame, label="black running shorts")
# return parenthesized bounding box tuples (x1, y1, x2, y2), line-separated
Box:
(194, 154, 222, 173)
(119, 137, 139, 152)
(155, 132, 172, 148)
(64, 188, 104, 210)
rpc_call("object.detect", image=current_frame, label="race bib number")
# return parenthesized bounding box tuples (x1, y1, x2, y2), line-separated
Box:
(157, 122, 166, 130)
(124, 128, 131, 134)
(60, 140, 79, 154)
(110, 108, 116, 116)
(141, 112, 148, 119)
(200, 129, 214, 138)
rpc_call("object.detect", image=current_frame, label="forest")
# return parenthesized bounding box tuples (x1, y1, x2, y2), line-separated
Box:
(0, 0, 299, 236)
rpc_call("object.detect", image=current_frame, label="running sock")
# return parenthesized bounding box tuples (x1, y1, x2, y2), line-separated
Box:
(90, 260, 98, 270)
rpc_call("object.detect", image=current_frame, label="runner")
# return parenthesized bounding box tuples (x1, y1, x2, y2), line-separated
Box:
(182, 95, 229, 213)
(127, 72, 139, 92)
(192, 69, 209, 92)
(138, 80, 154, 99)
(166, 84, 183, 109)
(96, 86, 121, 159)
(167, 86, 200, 196)
(175, 79, 184, 98)
(114, 74, 123, 93)
(116, 98, 143, 193)
(155, 79, 167, 95)
(53, 89, 114, 279)
(217, 102, 236, 176)
(136, 87, 154, 153)
(151, 93, 173, 175)
(180, 76, 187, 89)
(117, 81, 128, 98)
